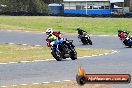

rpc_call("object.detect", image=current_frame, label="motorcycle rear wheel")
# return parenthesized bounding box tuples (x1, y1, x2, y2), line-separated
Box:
(70, 48, 77, 60)
(81, 38, 87, 45)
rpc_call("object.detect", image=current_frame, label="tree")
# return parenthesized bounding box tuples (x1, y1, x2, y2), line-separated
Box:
(0, 0, 63, 15)
(28, 0, 48, 13)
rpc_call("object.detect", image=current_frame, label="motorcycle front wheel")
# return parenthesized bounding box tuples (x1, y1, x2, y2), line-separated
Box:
(88, 39, 92, 45)
(51, 50, 62, 61)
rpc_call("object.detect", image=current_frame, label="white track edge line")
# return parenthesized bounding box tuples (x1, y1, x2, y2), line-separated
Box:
(0, 79, 72, 87)
(0, 86, 8, 88)
(0, 29, 118, 36)
(0, 50, 119, 65)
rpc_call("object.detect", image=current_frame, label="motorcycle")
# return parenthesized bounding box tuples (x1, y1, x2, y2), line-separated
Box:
(78, 32, 92, 45)
(118, 30, 132, 47)
(50, 39, 77, 61)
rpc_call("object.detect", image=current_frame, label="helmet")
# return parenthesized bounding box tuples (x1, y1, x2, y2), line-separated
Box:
(46, 28, 53, 36)
(77, 27, 81, 30)
(118, 29, 123, 33)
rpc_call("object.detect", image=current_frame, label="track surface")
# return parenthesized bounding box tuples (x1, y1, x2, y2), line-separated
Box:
(0, 30, 132, 88)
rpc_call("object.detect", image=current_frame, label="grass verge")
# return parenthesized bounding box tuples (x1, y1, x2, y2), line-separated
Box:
(8, 81, 110, 88)
(0, 16, 132, 35)
(0, 44, 112, 63)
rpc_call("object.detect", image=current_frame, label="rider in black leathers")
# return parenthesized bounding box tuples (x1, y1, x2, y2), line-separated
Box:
(77, 27, 87, 39)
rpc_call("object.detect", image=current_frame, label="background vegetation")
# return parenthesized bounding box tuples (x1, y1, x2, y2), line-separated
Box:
(0, 0, 63, 15)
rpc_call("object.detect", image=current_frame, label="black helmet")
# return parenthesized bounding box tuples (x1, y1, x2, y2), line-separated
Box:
(77, 27, 81, 30)
(118, 29, 123, 33)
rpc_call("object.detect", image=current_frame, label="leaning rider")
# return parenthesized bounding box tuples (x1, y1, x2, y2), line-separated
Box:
(46, 28, 63, 47)
(77, 27, 87, 39)
(118, 30, 130, 40)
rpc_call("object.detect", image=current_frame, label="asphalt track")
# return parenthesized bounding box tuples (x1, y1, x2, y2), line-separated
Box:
(0, 30, 132, 88)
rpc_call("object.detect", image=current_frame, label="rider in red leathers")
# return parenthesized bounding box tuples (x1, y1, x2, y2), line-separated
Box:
(118, 30, 129, 40)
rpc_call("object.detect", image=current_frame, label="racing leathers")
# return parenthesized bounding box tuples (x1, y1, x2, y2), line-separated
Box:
(118, 31, 132, 41)
(77, 28, 87, 40)
(46, 32, 63, 47)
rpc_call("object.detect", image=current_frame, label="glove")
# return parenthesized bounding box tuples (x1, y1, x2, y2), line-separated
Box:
(47, 43, 51, 47)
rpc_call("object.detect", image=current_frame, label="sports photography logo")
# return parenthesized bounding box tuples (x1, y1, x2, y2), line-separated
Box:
(76, 66, 131, 85)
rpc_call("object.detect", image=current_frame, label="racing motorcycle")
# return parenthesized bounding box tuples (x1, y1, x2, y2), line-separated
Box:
(78, 32, 92, 45)
(50, 39, 77, 61)
(118, 30, 132, 47)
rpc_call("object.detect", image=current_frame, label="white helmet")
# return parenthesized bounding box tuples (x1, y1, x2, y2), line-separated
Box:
(46, 28, 53, 36)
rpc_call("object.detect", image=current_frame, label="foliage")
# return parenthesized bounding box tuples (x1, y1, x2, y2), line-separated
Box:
(0, 0, 63, 14)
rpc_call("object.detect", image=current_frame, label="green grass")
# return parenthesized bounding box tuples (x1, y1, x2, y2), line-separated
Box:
(0, 16, 132, 34)
(0, 44, 111, 63)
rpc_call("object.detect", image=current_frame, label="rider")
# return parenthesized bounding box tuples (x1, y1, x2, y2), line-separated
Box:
(46, 28, 63, 47)
(118, 30, 132, 43)
(118, 30, 130, 40)
(77, 27, 87, 39)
